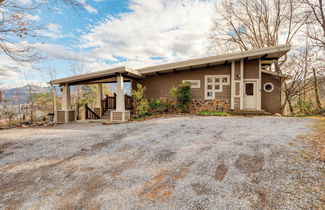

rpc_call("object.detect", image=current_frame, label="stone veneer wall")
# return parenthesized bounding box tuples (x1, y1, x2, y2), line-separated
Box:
(189, 99, 230, 113)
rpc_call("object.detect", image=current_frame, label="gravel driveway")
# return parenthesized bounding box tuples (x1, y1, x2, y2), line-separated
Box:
(0, 116, 324, 209)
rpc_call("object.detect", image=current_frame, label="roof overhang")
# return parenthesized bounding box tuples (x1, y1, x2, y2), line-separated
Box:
(137, 44, 291, 75)
(50, 45, 291, 85)
(50, 66, 143, 86)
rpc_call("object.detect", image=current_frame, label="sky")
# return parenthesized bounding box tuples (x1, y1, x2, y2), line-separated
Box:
(1, 0, 219, 89)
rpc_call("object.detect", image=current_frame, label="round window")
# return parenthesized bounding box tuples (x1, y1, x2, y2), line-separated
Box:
(263, 82, 274, 93)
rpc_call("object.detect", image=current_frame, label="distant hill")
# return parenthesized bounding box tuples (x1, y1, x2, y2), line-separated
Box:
(1, 85, 49, 105)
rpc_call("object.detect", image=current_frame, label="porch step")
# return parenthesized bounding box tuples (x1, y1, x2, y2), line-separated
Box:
(228, 110, 272, 116)
(100, 110, 112, 119)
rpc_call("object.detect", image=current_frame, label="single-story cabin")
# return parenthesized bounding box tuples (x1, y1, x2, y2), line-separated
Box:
(50, 44, 291, 122)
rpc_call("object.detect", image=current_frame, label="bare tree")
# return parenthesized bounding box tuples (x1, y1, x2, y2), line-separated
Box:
(304, 0, 325, 48)
(210, 0, 309, 70)
(0, 0, 82, 63)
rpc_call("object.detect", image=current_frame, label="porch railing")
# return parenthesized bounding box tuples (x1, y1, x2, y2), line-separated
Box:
(101, 94, 117, 114)
(85, 104, 100, 120)
(125, 94, 133, 110)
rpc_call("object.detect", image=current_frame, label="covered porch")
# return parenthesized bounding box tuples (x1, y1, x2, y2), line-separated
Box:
(50, 67, 143, 123)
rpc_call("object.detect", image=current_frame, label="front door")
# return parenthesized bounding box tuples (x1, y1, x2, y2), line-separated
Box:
(243, 81, 257, 110)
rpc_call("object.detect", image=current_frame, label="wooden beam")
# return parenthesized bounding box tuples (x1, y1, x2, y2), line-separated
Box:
(261, 57, 278, 61)
(261, 54, 268, 59)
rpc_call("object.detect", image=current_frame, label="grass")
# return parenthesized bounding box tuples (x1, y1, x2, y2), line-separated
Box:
(197, 110, 229, 116)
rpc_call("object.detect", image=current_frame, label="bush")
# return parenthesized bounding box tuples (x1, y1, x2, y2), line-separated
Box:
(149, 99, 176, 114)
(132, 84, 149, 118)
(197, 110, 229, 116)
(170, 82, 192, 113)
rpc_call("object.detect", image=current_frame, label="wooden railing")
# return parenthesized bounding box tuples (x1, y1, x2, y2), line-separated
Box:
(125, 94, 133, 110)
(85, 104, 100, 120)
(101, 94, 117, 114)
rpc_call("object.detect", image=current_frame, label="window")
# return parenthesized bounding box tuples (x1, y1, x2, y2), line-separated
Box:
(263, 82, 274, 93)
(205, 75, 230, 99)
(245, 83, 254, 96)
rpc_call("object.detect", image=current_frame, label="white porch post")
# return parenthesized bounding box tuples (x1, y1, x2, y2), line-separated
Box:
(111, 75, 130, 122)
(240, 59, 244, 110)
(257, 58, 262, 110)
(97, 83, 103, 115)
(231, 61, 235, 110)
(52, 85, 57, 123)
(62, 84, 71, 123)
(116, 75, 125, 111)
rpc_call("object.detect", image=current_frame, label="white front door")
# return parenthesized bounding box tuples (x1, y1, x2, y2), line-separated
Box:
(243, 81, 257, 110)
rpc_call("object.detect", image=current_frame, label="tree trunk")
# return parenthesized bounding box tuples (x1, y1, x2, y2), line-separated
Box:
(312, 68, 322, 110)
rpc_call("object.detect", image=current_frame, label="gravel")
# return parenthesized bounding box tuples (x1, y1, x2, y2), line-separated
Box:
(0, 116, 324, 209)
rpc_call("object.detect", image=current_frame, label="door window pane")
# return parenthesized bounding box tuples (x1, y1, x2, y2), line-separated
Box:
(215, 78, 220, 83)
(207, 78, 212, 83)
(245, 83, 254, 95)
(215, 85, 220, 90)
(207, 85, 212, 90)
(222, 77, 228, 83)
(207, 92, 213, 97)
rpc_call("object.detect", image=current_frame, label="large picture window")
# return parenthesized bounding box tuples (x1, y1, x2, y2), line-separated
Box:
(204, 75, 230, 99)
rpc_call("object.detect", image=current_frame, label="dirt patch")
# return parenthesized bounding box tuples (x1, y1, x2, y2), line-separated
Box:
(235, 154, 264, 175)
(0, 142, 15, 154)
(214, 163, 228, 181)
(138, 163, 190, 202)
(153, 149, 176, 162)
(191, 183, 212, 195)
(255, 189, 269, 208)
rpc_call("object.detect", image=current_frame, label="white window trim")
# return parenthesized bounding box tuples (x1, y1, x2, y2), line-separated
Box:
(263, 82, 275, 93)
(204, 75, 230, 100)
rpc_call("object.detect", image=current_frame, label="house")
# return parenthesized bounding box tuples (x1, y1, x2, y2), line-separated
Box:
(50, 44, 291, 122)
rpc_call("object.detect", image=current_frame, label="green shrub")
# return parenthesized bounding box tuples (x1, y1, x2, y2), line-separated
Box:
(132, 84, 149, 118)
(197, 110, 229, 116)
(149, 99, 176, 114)
(170, 82, 192, 113)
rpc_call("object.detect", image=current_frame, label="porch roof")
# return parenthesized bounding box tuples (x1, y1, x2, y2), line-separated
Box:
(50, 66, 143, 85)
(50, 45, 291, 86)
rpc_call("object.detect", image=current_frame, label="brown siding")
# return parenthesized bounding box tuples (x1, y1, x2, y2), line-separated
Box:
(139, 64, 231, 100)
(244, 59, 259, 79)
(261, 73, 282, 114)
